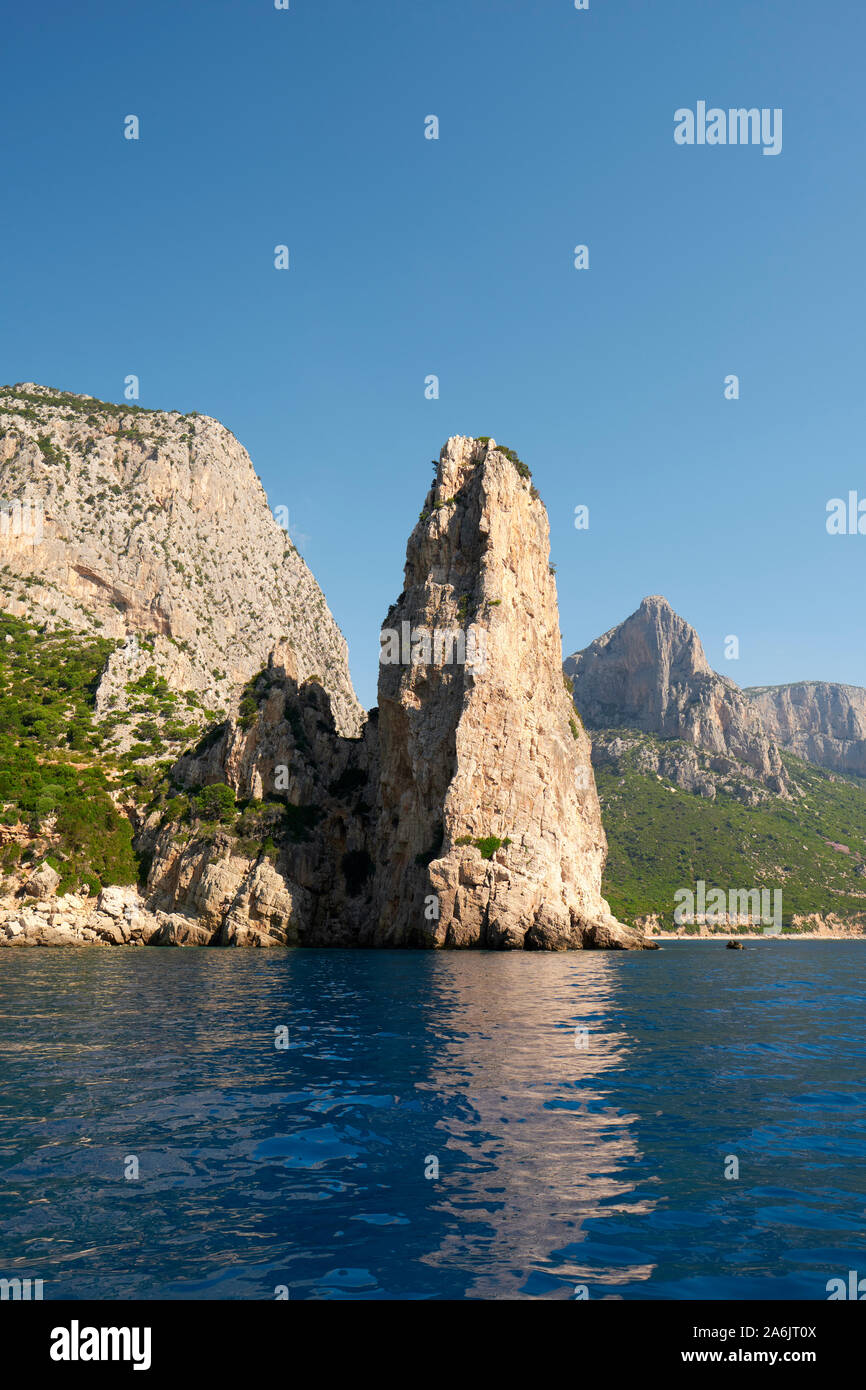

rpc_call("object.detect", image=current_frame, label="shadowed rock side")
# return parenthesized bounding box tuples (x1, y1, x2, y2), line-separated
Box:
(565, 595, 789, 797)
(140, 643, 379, 947)
(745, 681, 866, 779)
(142, 437, 653, 950)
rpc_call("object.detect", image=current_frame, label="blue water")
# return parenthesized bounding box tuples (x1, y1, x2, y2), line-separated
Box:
(1, 942, 865, 1300)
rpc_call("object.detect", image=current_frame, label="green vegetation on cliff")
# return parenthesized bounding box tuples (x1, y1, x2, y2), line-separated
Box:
(0, 382, 199, 423)
(596, 739, 866, 927)
(0, 614, 137, 893)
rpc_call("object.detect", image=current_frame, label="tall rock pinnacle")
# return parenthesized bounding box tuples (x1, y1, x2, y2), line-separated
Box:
(372, 437, 651, 948)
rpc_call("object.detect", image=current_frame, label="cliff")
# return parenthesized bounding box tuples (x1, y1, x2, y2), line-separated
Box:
(745, 682, 866, 779)
(0, 383, 363, 740)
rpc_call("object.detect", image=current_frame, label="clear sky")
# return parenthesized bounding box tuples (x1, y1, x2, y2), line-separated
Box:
(2, 0, 864, 709)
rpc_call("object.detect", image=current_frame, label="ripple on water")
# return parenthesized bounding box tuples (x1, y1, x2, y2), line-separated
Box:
(0, 943, 864, 1298)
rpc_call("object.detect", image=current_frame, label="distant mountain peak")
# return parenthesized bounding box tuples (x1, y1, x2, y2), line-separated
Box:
(565, 597, 787, 794)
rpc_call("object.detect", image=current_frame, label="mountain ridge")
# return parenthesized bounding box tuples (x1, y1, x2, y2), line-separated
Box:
(564, 595, 866, 933)
(565, 594, 789, 799)
(744, 681, 866, 778)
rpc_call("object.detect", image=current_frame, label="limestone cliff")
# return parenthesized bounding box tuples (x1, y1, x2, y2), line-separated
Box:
(0, 383, 363, 738)
(141, 437, 652, 950)
(565, 596, 789, 797)
(745, 682, 866, 778)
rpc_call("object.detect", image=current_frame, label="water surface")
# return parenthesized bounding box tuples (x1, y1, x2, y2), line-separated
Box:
(0, 942, 864, 1299)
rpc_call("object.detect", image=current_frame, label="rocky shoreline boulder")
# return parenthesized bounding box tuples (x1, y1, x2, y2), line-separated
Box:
(0, 884, 159, 947)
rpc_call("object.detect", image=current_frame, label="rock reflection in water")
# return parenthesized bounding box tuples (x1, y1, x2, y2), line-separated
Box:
(414, 953, 657, 1297)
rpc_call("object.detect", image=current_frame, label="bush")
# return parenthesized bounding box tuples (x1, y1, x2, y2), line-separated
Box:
(282, 802, 323, 842)
(455, 834, 512, 860)
(194, 783, 236, 823)
(238, 694, 258, 730)
(494, 444, 532, 479)
(0, 614, 138, 890)
(474, 835, 512, 860)
(163, 794, 190, 823)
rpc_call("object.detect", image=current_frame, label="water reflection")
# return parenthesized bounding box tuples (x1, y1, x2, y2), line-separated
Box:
(416, 955, 656, 1296)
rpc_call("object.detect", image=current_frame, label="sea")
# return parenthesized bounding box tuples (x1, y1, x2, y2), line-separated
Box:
(1, 940, 864, 1300)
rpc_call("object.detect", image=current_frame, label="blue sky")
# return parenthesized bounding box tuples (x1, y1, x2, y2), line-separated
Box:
(2, 0, 864, 709)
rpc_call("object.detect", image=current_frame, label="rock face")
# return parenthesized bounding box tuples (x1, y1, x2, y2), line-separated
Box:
(589, 730, 774, 806)
(0, 383, 362, 737)
(142, 437, 653, 950)
(24, 861, 60, 900)
(745, 682, 866, 778)
(142, 658, 378, 948)
(565, 596, 789, 795)
(372, 436, 644, 949)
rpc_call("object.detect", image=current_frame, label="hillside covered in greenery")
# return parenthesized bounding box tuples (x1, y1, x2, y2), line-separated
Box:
(0, 614, 138, 894)
(595, 734, 866, 928)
